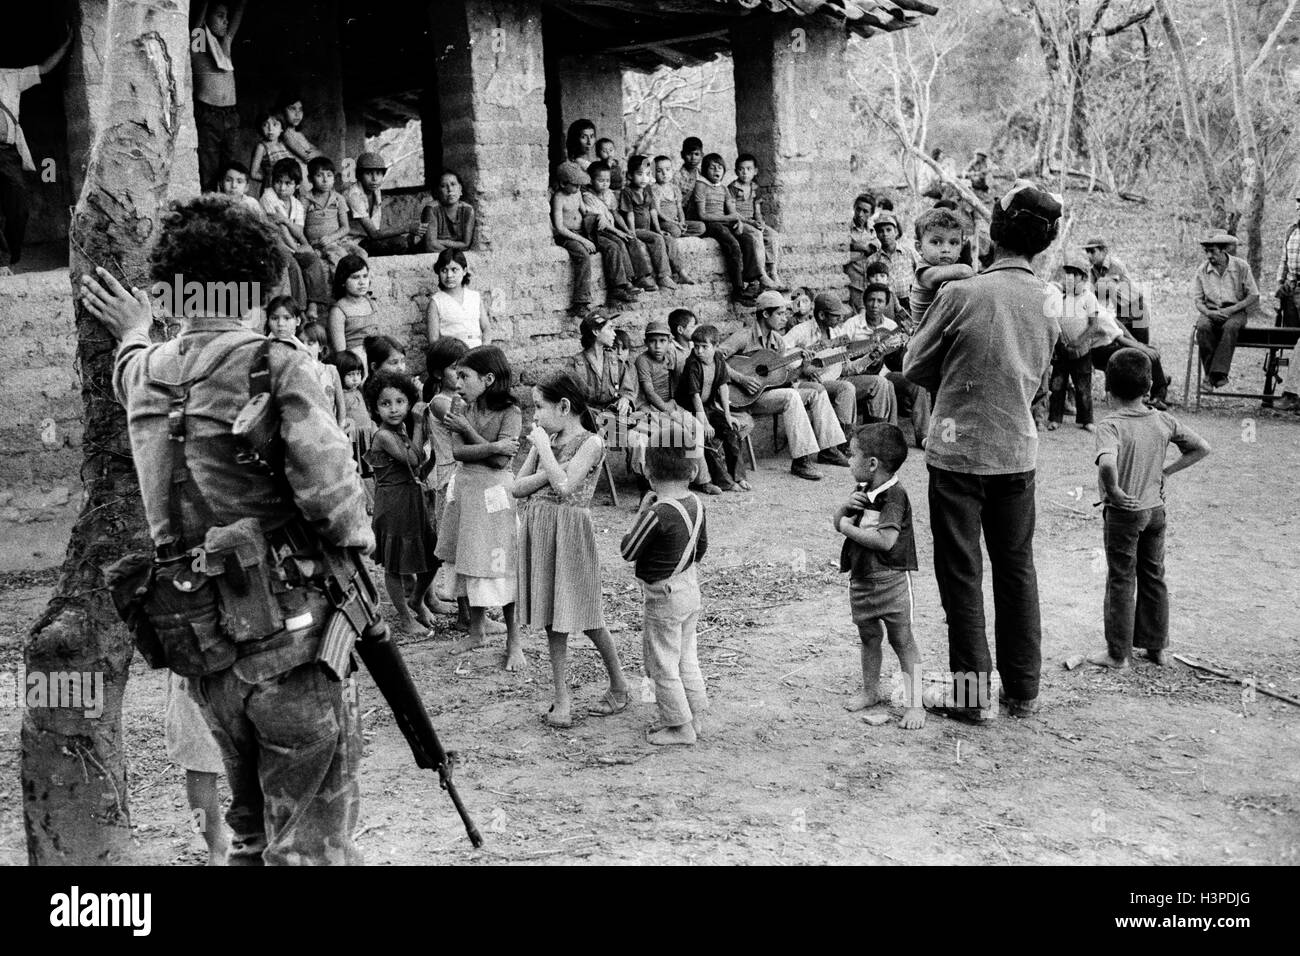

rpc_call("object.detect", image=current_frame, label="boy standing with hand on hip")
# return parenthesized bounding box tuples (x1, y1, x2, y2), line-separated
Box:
(1089, 349, 1209, 669)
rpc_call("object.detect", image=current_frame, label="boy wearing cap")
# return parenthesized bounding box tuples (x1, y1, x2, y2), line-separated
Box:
(552, 161, 639, 316)
(1194, 234, 1259, 389)
(1046, 254, 1105, 432)
(1089, 348, 1209, 669)
(867, 213, 921, 313)
(345, 152, 427, 255)
(904, 179, 1063, 719)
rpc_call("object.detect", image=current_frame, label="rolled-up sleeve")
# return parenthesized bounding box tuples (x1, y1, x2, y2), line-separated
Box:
(903, 285, 957, 391)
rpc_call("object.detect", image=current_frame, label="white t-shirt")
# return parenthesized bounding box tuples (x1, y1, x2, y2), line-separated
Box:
(431, 288, 483, 348)
(0, 66, 41, 171)
(261, 190, 305, 228)
(1046, 286, 1124, 354)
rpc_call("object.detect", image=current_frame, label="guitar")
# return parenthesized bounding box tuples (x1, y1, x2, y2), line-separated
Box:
(726, 328, 910, 409)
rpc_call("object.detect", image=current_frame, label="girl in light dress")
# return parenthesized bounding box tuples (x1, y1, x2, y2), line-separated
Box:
(514, 372, 630, 728)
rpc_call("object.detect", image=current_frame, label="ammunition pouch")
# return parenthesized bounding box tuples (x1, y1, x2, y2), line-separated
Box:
(203, 517, 285, 643)
(106, 548, 235, 678)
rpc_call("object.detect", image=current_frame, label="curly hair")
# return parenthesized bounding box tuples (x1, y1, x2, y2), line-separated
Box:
(363, 369, 419, 436)
(148, 195, 283, 291)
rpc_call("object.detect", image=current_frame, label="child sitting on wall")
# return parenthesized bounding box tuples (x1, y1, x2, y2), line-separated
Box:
(586, 161, 657, 293)
(551, 160, 640, 315)
(728, 152, 785, 290)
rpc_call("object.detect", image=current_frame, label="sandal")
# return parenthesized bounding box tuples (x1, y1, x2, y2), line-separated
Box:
(734, 478, 753, 491)
(588, 690, 630, 717)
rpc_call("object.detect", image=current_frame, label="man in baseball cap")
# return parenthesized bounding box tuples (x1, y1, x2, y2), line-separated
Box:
(904, 177, 1063, 720)
(345, 150, 426, 255)
(1081, 236, 1129, 285)
(716, 290, 850, 480)
(1194, 232, 1258, 389)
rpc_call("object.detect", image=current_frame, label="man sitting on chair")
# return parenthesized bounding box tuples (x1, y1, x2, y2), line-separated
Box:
(720, 291, 849, 482)
(1194, 233, 1259, 390)
(783, 291, 896, 448)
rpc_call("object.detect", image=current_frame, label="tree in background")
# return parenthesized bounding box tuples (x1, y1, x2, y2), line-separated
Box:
(622, 59, 736, 161)
(22, 0, 183, 864)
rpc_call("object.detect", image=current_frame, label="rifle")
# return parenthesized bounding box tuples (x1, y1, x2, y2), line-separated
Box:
(319, 547, 484, 848)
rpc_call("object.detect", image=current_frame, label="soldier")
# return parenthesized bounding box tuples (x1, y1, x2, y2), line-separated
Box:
(82, 195, 374, 865)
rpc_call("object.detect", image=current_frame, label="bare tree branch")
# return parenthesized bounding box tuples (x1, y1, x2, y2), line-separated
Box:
(1245, 0, 1299, 81)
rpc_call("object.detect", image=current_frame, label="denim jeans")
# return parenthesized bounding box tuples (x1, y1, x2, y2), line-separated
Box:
(641, 565, 707, 728)
(928, 467, 1042, 701)
(1103, 506, 1168, 659)
(1195, 311, 1248, 381)
(1049, 349, 1094, 425)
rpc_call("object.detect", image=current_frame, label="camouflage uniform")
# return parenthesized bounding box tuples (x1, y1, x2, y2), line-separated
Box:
(115, 317, 374, 865)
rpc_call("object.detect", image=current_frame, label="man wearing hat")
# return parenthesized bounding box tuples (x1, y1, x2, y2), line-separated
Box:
(1081, 237, 1129, 286)
(904, 179, 1063, 720)
(962, 148, 992, 195)
(1194, 233, 1258, 389)
(866, 212, 920, 312)
(784, 290, 898, 446)
(1272, 190, 1300, 409)
(344, 152, 427, 255)
(720, 291, 849, 480)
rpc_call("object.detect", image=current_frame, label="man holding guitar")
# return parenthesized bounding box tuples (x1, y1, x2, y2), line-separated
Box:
(719, 291, 849, 481)
(785, 291, 900, 446)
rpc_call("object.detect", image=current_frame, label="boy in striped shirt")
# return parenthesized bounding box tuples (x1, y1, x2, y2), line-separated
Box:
(621, 445, 710, 746)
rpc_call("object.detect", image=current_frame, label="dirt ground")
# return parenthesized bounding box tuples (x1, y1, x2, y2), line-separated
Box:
(1, 196, 1298, 866)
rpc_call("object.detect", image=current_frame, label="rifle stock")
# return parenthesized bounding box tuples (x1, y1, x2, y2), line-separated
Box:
(325, 549, 484, 848)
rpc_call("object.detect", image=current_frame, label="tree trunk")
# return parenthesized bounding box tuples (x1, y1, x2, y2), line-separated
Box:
(22, 0, 183, 865)
(1154, 0, 1228, 227)
(1223, 0, 1265, 278)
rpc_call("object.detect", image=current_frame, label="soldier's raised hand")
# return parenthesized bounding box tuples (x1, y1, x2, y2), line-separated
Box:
(80, 266, 153, 340)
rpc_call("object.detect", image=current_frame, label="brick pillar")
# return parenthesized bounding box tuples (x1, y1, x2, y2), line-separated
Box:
(556, 55, 625, 154)
(731, 18, 853, 283)
(434, 0, 551, 254)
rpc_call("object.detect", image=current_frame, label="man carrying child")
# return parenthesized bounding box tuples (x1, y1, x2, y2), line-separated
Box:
(904, 180, 1062, 720)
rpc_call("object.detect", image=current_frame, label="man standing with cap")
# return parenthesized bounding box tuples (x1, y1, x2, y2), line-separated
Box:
(1194, 232, 1258, 390)
(1082, 237, 1129, 285)
(784, 290, 897, 452)
(1273, 189, 1300, 410)
(345, 151, 427, 256)
(0, 28, 71, 276)
(904, 179, 1062, 719)
(721, 290, 849, 480)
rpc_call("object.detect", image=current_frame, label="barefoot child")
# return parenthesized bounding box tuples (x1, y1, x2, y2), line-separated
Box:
(515, 373, 631, 721)
(435, 346, 524, 666)
(620, 445, 709, 745)
(364, 369, 439, 636)
(1047, 254, 1103, 433)
(165, 674, 229, 864)
(1088, 348, 1210, 669)
(833, 423, 924, 730)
